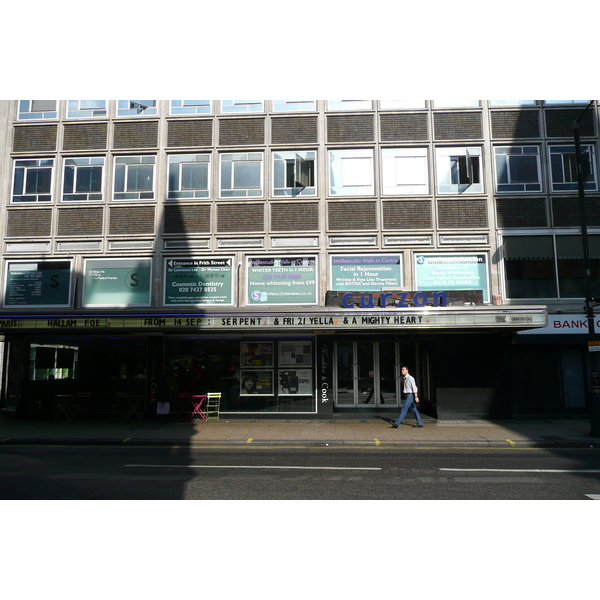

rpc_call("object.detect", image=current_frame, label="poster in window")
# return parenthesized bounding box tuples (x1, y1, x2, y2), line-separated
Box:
(278, 342, 313, 366)
(240, 342, 273, 367)
(278, 369, 312, 396)
(240, 370, 274, 395)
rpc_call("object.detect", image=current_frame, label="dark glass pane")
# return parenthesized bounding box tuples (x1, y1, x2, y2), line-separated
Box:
(63, 166, 74, 193)
(181, 163, 207, 190)
(127, 164, 153, 191)
(510, 155, 538, 183)
(75, 166, 102, 193)
(25, 168, 52, 194)
(504, 236, 557, 298)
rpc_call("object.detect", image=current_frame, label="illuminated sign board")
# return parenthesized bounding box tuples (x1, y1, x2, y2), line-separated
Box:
(330, 254, 402, 290)
(4, 261, 71, 307)
(83, 259, 152, 307)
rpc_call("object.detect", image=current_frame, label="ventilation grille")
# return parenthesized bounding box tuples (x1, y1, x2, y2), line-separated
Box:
(271, 117, 318, 144)
(57, 207, 104, 236)
(217, 203, 264, 232)
(327, 115, 374, 143)
(328, 201, 377, 230)
(6, 209, 52, 237)
(271, 203, 319, 231)
(380, 113, 428, 141)
(63, 123, 108, 150)
(552, 197, 600, 227)
(545, 109, 595, 137)
(13, 125, 57, 152)
(219, 118, 265, 146)
(382, 200, 432, 229)
(167, 119, 213, 147)
(496, 197, 548, 228)
(164, 204, 211, 233)
(491, 111, 540, 139)
(437, 199, 488, 228)
(109, 206, 155, 234)
(434, 112, 482, 140)
(113, 121, 159, 149)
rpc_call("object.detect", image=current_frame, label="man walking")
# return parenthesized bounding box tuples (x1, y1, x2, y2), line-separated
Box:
(392, 366, 423, 428)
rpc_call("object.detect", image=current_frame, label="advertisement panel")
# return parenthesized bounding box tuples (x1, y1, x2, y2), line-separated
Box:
(4, 261, 71, 307)
(246, 256, 317, 305)
(330, 254, 402, 290)
(83, 259, 152, 307)
(164, 257, 233, 306)
(415, 253, 490, 303)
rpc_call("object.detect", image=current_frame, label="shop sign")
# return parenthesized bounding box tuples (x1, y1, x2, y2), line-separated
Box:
(246, 256, 317, 305)
(518, 314, 600, 335)
(3, 260, 71, 307)
(415, 253, 490, 303)
(330, 254, 402, 290)
(164, 258, 233, 306)
(83, 259, 152, 307)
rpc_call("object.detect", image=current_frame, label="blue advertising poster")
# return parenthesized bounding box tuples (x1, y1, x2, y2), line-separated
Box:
(330, 254, 402, 290)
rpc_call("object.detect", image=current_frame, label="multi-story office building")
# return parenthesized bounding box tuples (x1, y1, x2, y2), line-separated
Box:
(0, 99, 597, 421)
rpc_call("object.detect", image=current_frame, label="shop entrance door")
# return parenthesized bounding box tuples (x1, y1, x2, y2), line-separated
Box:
(335, 341, 400, 407)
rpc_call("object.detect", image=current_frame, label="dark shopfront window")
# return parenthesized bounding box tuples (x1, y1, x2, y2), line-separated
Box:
(163, 338, 315, 413)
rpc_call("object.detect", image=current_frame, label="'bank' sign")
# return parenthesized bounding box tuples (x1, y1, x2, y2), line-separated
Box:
(518, 314, 600, 335)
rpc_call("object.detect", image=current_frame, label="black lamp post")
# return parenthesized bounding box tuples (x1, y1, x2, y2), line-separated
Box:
(574, 100, 600, 437)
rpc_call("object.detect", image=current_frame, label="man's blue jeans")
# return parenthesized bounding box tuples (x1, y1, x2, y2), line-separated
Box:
(394, 394, 423, 426)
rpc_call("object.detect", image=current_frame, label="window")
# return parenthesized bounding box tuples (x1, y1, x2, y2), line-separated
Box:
(168, 154, 210, 199)
(63, 157, 104, 201)
(220, 152, 263, 198)
(12, 159, 54, 203)
(379, 101, 426, 110)
(170, 100, 212, 115)
(549, 145, 597, 192)
(113, 156, 155, 200)
(329, 149, 374, 196)
(503, 235, 600, 299)
(489, 100, 538, 106)
(432, 100, 480, 108)
(18, 100, 57, 120)
(272, 151, 316, 197)
(272, 100, 317, 112)
(67, 100, 107, 119)
(435, 147, 483, 194)
(381, 148, 429, 195)
(543, 100, 590, 106)
(117, 100, 157, 117)
(221, 100, 263, 114)
(327, 100, 372, 111)
(494, 146, 542, 192)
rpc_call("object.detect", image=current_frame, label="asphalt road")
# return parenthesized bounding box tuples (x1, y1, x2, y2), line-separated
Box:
(2, 445, 600, 500)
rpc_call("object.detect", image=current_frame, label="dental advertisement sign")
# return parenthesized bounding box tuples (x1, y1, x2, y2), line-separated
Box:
(164, 257, 233, 305)
(4, 260, 72, 307)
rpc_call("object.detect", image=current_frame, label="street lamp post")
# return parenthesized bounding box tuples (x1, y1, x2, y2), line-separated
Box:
(574, 100, 600, 437)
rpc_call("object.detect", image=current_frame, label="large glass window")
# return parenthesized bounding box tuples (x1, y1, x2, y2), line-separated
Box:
(63, 157, 104, 201)
(221, 100, 263, 114)
(272, 100, 316, 112)
(436, 147, 483, 194)
(494, 146, 542, 192)
(379, 100, 426, 110)
(272, 151, 316, 197)
(327, 100, 372, 111)
(170, 100, 212, 115)
(328, 149, 374, 196)
(117, 100, 157, 117)
(549, 144, 597, 192)
(12, 159, 54, 203)
(432, 100, 480, 108)
(220, 152, 263, 198)
(168, 154, 210, 199)
(67, 100, 107, 119)
(489, 100, 537, 106)
(381, 148, 428, 195)
(113, 156, 155, 200)
(18, 100, 57, 120)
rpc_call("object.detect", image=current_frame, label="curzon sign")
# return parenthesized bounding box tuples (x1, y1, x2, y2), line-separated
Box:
(341, 291, 448, 308)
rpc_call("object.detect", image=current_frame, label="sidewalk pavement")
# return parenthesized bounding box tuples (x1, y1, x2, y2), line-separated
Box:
(1, 413, 599, 448)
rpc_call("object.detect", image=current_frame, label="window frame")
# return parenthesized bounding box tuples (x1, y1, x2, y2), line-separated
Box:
(272, 150, 317, 197)
(116, 100, 158, 117)
(328, 149, 375, 196)
(549, 144, 597, 192)
(381, 147, 429, 195)
(12, 158, 55, 203)
(220, 100, 264, 114)
(272, 100, 317, 113)
(18, 100, 57, 120)
(379, 101, 426, 110)
(327, 100, 372, 111)
(219, 152, 264, 198)
(167, 154, 211, 200)
(169, 100, 212, 115)
(432, 100, 480, 108)
(489, 100, 538, 107)
(62, 156, 105, 202)
(435, 146, 483, 194)
(113, 155, 156, 200)
(66, 100, 107, 119)
(494, 145, 542, 193)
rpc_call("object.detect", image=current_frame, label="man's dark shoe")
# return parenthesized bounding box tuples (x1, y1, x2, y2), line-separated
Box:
(413, 424, 423, 428)
(391, 423, 398, 428)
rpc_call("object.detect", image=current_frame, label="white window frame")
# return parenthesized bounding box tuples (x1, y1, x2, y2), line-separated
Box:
(221, 100, 264, 114)
(549, 144, 597, 192)
(435, 147, 483, 194)
(272, 100, 317, 112)
(113, 155, 156, 200)
(494, 146, 542, 193)
(219, 152, 264, 198)
(116, 100, 158, 117)
(379, 101, 426, 110)
(381, 148, 429, 195)
(272, 150, 317, 197)
(12, 158, 55, 203)
(167, 154, 211, 199)
(66, 100, 107, 119)
(327, 100, 372, 111)
(328, 149, 374, 196)
(169, 100, 212, 115)
(432, 100, 480, 108)
(18, 100, 57, 120)
(62, 157, 105, 202)
(543, 100, 590, 106)
(489, 100, 538, 107)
